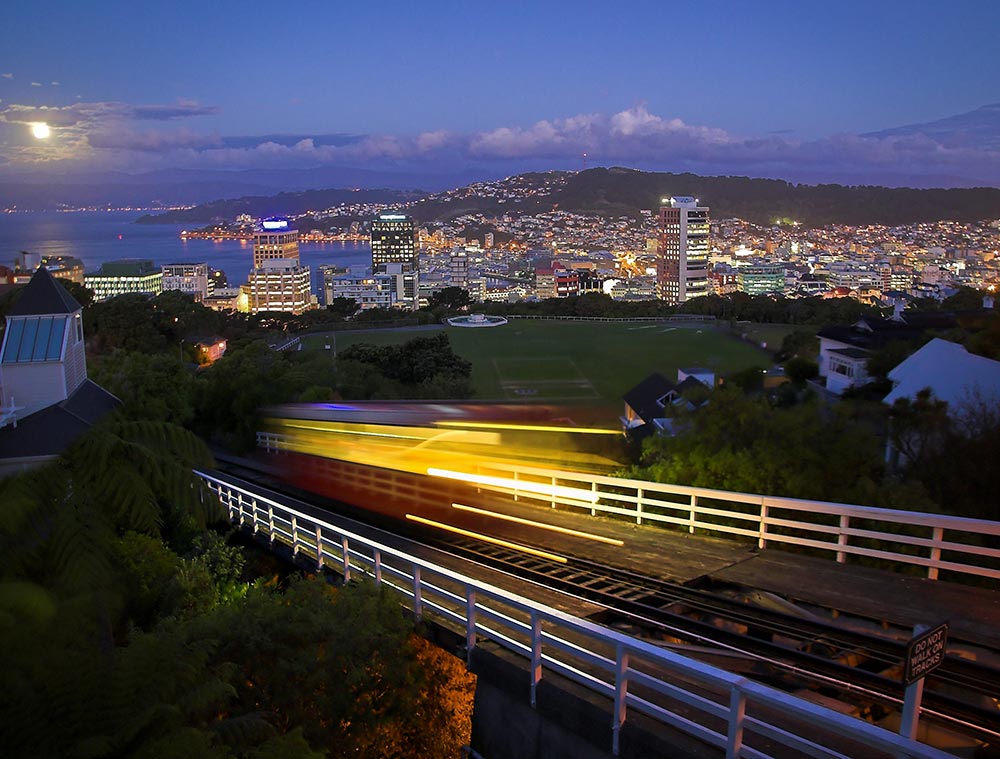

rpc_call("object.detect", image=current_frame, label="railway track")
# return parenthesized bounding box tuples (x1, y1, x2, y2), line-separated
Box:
(214, 460, 1000, 750)
(433, 536, 1000, 744)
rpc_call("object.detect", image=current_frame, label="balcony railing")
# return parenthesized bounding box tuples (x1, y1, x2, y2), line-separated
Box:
(199, 469, 955, 759)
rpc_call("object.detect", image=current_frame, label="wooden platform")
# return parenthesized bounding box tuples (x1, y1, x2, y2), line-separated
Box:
(707, 551, 1000, 649)
(453, 492, 1000, 651)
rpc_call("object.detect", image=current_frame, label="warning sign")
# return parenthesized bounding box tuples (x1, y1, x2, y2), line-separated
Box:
(904, 622, 949, 686)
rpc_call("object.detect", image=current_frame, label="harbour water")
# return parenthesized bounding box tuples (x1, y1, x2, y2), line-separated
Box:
(0, 211, 371, 293)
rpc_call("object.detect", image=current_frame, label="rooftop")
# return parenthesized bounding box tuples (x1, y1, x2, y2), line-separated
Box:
(7, 266, 81, 317)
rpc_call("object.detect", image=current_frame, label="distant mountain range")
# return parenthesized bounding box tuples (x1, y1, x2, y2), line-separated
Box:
(0, 165, 493, 212)
(134, 187, 423, 225)
(141, 167, 1000, 228)
(864, 103, 1000, 151)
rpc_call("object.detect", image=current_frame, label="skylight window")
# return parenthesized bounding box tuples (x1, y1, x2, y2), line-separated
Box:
(1, 316, 67, 363)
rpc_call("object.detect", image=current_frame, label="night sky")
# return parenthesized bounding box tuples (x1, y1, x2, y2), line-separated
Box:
(2, 0, 999, 185)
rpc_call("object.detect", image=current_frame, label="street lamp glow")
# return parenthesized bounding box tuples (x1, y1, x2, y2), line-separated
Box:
(31, 122, 51, 139)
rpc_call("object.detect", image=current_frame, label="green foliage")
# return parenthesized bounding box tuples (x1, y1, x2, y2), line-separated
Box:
(866, 337, 928, 381)
(427, 286, 472, 311)
(339, 332, 473, 398)
(86, 294, 169, 353)
(776, 329, 819, 361)
(634, 389, 885, 504)
(175, 578, 472, 759)
(92, 351, 199, 425)
(783, 356, 819, 384)
(325, 297, 360, 319)
(890, 391, 1000, 520)
(725, 366, 767, 393)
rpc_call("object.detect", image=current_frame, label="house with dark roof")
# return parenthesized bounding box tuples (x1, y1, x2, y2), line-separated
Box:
(816, 311, 960, 395)
(0, 268, 119, 476)
(621, 370, 712, 438)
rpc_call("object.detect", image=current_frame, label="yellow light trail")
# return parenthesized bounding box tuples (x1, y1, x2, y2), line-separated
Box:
(427, 467, 600, 504)
(435, 420, 620, 435)
(276, 420, 427, 442)
(451, 503, 624, 546)
(405, 514, 568, 563)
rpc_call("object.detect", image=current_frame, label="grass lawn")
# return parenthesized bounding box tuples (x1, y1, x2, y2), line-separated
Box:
(301, 321, 774, 420)
(730, 322, 815, 352)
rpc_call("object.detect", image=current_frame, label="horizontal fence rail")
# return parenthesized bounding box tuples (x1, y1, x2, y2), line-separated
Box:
(257, 432, 1000, 583)
(199, 469, 954, 759)
(502, 314, 716, 323)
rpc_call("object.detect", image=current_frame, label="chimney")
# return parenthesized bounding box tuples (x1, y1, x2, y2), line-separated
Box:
(984, 295, 995, 310)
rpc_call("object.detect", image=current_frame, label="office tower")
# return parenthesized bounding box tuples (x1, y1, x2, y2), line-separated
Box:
(162, 262, 211, 301)
(84, 259, 163, 301)
(253, 217, 300, 269)
(371, 213, 418, 308)
(248, 218, 312, 314)
(657, 197, 710, 304)
(449, 247, 469, 289)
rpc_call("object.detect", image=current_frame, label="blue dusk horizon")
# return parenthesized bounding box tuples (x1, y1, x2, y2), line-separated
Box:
(1, 0, 999, 188)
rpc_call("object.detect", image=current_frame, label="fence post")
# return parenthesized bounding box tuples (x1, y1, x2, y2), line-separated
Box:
(837, 514, 850, 563)
(636, 488, 643, 525)
(612, 642, 629, 757)
(466, 588, 477, 663)
(268, 504, 275, 546)
(315, 526, 324, 571)
(551, 476, 557, 508)
(374, 549, 382, 586)
(530, 611, 542, 708)
(689, 494, 698, 534)
(290, 515, 299, 558)
(341, 537, 351, 582)
(237, 492, 245, 527)
(726, 686, 747, 759)
(759, 501, 769, 550)
(513, 470, 519, 502)
(928, 526, 943, 580)
(251, 499, 259, 533)
(591, 481, 598, 516)
(413, 567, 423, 621)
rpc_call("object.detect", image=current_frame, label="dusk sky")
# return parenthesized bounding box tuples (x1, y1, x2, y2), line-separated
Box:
(2, 0, 999, 185)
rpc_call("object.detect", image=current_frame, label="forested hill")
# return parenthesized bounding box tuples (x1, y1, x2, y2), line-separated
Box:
(524, 168, 1000, 226)
(138, 167, 1000, 228)
(136, 187, 425, 224)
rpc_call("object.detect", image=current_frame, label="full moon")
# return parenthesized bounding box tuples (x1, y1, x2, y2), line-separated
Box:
(32, 122, 51, 139)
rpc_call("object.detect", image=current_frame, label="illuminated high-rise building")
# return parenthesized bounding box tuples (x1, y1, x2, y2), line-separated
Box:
(371, 213, 418, 308)
(248, 218, 313, 314)
(656, 197, 709, 304)
(162, 262, 212, 301)
(253, 217, 300, 269)
(449, 247, 469, 289)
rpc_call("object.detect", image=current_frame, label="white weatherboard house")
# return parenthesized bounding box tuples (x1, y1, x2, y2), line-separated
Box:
(883, 338, 1000, 408)
(0, 268, 119, 475)
(1, 267, 88, 420)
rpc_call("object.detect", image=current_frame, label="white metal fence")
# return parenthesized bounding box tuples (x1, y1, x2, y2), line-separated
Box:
(256, 431, 1000, 583)
(198, 469, 955, 759)
(459, 461, 1000, 582)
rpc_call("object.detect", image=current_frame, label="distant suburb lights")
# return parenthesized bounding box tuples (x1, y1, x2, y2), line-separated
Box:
(31, 122, 50, 139)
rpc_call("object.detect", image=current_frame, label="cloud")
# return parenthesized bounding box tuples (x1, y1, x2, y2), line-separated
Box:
(1, 73, 12, 79)
(0, 98, 221, 166)
(131, 99, 218, 120)
(88, 126, 223, 152)
(2, 101, 999, 186)
(51, 81, 60, 86)
(30, 82, 42, 87)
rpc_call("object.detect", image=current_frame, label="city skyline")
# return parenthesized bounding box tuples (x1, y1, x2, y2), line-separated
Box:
(1, 1, 999, 187)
